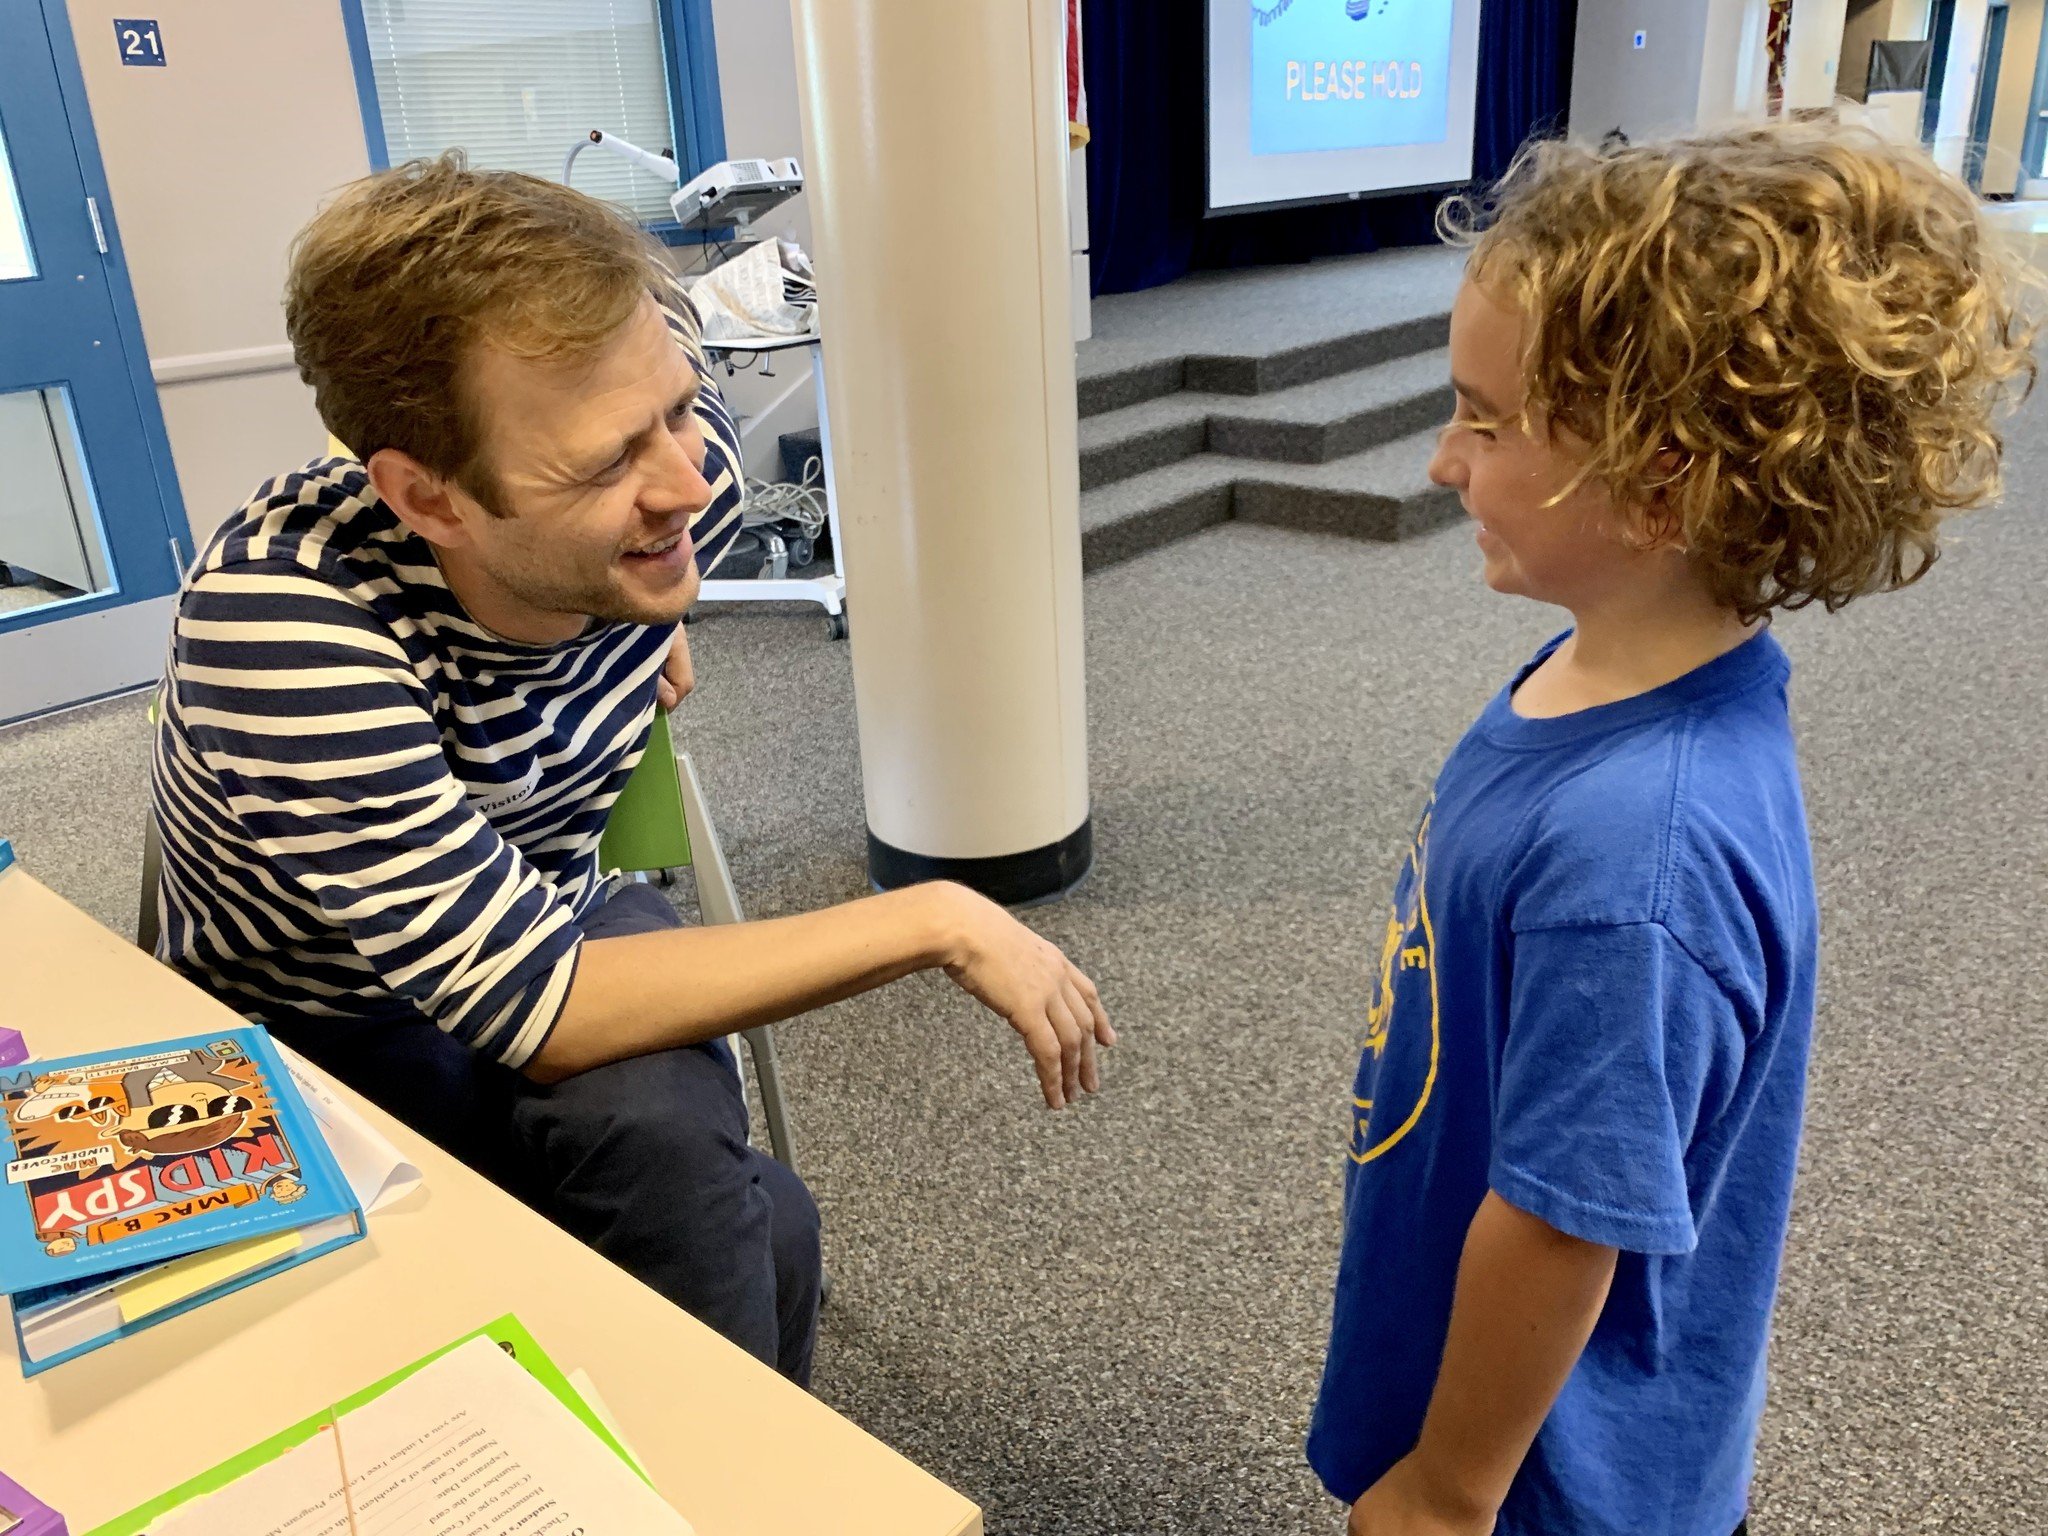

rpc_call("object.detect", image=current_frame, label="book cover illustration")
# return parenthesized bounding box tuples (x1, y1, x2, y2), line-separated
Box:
(0, 1028, 354, 1296)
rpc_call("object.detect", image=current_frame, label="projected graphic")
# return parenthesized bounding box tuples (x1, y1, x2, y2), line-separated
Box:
(1249, 0, 1453, 156)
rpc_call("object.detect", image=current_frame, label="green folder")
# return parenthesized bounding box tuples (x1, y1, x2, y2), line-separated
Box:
(90, 1314, 646, 1535)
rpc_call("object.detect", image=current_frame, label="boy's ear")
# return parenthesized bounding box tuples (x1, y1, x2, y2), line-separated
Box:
(1621, 449, 1689, 553)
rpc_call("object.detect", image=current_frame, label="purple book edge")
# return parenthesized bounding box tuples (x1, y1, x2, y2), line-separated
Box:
(0, 1467, 67, 1536)
(0, 1028, 28, 1068)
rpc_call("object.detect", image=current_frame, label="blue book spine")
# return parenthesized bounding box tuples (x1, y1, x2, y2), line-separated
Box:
(0, 1026, 361, 1298)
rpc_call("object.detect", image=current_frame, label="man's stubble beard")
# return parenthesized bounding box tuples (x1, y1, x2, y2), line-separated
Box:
(494, 548, 694, 629)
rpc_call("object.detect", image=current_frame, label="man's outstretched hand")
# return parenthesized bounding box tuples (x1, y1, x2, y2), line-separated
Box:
(931, 883, 1115, 1108)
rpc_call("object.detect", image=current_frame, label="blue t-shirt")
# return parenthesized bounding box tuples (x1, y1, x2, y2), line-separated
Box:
(1307, 630, 1818, 1536)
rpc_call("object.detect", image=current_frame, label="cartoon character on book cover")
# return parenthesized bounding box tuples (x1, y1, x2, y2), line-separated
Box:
(2, 1038, 308, 1256)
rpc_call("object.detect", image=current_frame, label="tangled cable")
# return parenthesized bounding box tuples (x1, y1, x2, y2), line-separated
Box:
(739, 456, 829, 538)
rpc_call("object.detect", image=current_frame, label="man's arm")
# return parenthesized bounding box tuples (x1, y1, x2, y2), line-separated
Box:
(530, 880, 1114, 1109)
(1349, 1193, 1618, 1535)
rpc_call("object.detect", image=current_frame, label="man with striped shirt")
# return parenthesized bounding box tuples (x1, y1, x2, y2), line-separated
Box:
(149, 158, 1113, 1384)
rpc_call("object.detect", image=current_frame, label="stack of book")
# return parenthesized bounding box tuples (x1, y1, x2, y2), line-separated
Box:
(0, 1027, 367, 1374)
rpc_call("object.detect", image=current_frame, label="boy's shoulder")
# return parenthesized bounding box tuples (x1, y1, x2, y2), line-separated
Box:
(1502, 733, 1697, 934)
(1496, 674, 1810, 1012)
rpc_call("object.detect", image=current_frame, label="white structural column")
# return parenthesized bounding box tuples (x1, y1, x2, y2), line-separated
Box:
(786, 0, 1092, 903)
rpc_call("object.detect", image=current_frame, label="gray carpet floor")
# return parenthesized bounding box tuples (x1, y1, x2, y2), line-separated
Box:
(2, 402, 2044, 1533)
(0, 578, 85, 617)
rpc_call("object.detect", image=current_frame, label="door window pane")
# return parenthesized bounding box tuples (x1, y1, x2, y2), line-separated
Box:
(0, 115, 35, 282)
(0, 387, 114, 619)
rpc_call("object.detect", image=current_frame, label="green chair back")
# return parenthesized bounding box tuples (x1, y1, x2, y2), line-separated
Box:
(598, 711, 693, 874)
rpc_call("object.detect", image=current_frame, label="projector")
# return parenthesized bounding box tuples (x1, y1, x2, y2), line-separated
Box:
(671, 158, 805, 234)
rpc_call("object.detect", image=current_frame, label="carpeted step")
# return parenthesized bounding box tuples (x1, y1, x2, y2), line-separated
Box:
(1081, 456, 1239, 571)
(1079, 347, 1452, 491)
(1078, 393, 1218, 493)
(1232, 429, 1462, 543)
(1076, 246, 1466, 418)
(1076, 357, 1189, 420)
(1181, 311, 1451, 398)
(1080, 428, 1460, 573)
(1077, 311, 1449, 419)
(1207, 347, 1452, 463)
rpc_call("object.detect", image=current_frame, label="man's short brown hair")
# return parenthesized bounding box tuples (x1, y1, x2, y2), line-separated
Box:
(1440, 118, 2038, 620)
(285, 152, 672, 502)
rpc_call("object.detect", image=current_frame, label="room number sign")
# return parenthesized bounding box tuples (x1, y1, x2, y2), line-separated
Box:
(113, 19, 166, 66)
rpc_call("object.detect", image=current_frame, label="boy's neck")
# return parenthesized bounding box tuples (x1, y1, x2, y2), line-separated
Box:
(1515, 584, 1759, 720)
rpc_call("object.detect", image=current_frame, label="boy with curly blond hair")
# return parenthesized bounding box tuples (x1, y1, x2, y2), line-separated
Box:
(1311, 121, 2035, 1536)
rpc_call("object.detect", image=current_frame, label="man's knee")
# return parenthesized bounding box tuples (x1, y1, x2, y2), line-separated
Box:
(520, 1045, 751, 1207)
(758, 1150, 822, 1278)
(508, 1043, 821, 1380)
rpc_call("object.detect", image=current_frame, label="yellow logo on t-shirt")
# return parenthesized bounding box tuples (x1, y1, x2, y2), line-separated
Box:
(1350, 801, 1440, 1164)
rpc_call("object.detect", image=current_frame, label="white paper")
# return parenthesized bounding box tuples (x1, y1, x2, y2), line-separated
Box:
(151, 1336, 692, 1535)
(689, 237, 818, 342)
(566, 1367, 648, 1479)
(273, 1041, 423, 1214)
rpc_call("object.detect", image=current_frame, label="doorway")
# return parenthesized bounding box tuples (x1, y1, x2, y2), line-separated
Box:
(0, 0, 187, 722)
(1965, 2, 2012, 189)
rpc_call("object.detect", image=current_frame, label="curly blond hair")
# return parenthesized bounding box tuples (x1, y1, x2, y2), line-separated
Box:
(1438, 118, 2038, 619)
(285, 153, 672, 503)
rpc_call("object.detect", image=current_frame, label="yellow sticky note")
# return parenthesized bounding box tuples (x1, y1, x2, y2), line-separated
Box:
(118, 1230, 303, 1324)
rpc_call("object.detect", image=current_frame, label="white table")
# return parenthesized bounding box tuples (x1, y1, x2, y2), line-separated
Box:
(699, 333, 848, 638)
(0, 866, 979, 1536)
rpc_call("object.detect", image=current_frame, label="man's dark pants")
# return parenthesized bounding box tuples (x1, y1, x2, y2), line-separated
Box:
(274, 882, 822, 1384)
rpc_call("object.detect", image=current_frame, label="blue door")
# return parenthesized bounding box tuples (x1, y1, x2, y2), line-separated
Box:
(0, 0, 184, 651)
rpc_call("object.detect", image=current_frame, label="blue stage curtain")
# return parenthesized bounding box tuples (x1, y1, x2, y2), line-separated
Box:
(1080, 0, 1578, 296)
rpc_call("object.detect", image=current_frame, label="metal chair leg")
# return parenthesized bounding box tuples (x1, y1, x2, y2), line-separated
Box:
(138, 813, 162, 955)
(738, 1024, 799, 1174)
(677, 750, 801, 1174)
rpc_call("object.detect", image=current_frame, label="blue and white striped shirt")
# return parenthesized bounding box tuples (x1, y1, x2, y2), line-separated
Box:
(150, 297, 742, 1068)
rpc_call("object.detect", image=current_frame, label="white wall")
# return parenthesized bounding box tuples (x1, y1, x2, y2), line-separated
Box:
(1571, 0, 1714, 139)
(1859, 89, 1928, 141)
(1571, 0, 1768, 139)
(66, 0, 369, 549)
(1698, 0, 1773, 124)
(1893, 0, 1934, 34)
(1785, 0, 1852, 108)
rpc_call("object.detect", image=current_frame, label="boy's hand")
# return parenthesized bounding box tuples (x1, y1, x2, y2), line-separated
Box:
(932, 883, 1115, 1108)
(656, 625, 695, 711)
(1348, 1196, 1617, 1536)
(1347, 1454, 1495, 1536)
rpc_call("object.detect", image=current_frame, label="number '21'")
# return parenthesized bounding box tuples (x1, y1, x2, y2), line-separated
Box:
(114, 19, 165, 66)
